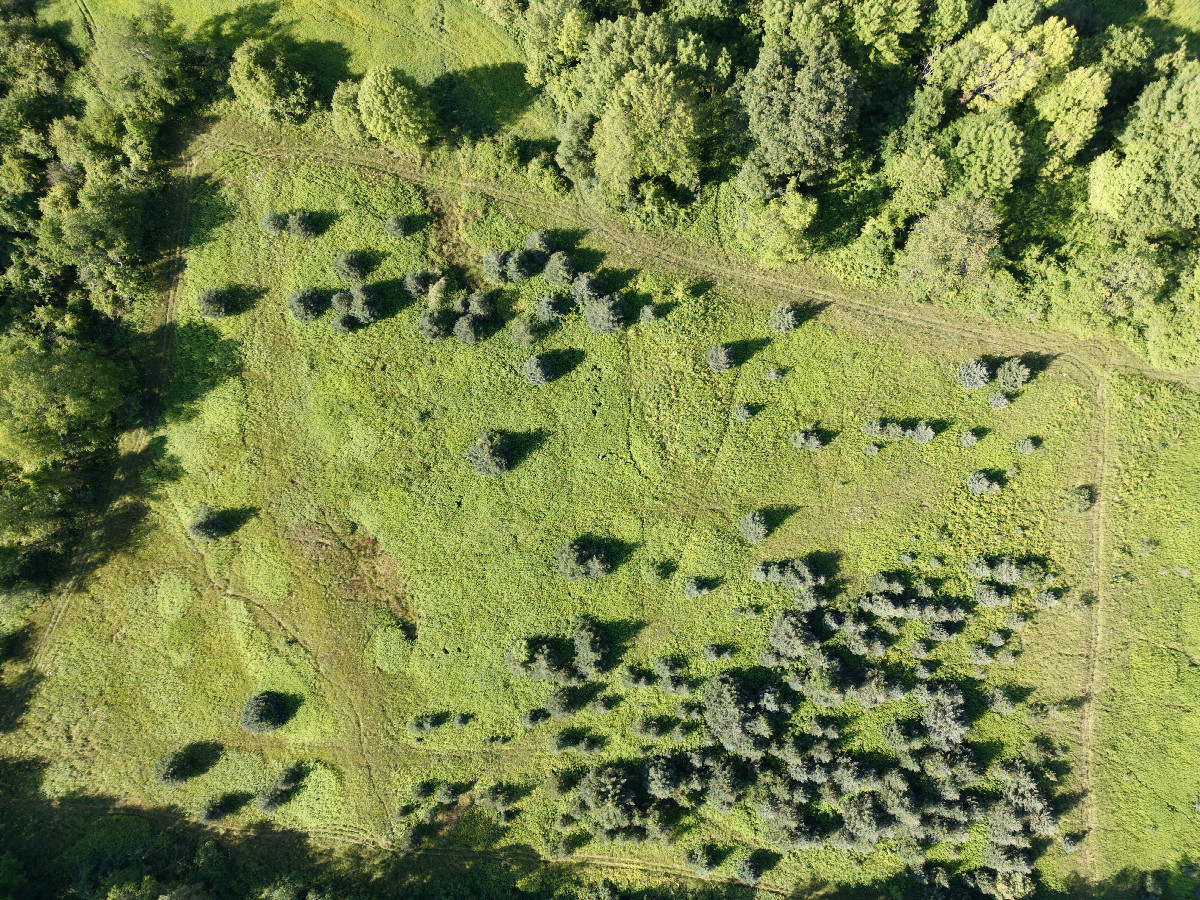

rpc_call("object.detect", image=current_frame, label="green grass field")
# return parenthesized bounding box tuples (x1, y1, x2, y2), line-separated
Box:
(1, 140, 1107, 893)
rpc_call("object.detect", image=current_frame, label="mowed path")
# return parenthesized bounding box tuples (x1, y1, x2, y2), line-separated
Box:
(29, 116, 1200, 892)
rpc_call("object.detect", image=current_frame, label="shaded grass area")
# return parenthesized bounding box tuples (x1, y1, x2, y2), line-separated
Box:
(1091, 374, 1200, 893)
(0, 147, 1106, 893)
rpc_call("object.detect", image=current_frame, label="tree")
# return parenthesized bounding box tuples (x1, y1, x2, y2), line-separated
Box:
(898, 195, 1001, 296)
(537, 293, 568, 324)
(734, 858, 761, 887)
(967, 471, 999, 494)
(544, 251, 577, 287)
(573, 617, 609, 678)
(188, 506, 222, 541)
(555, 539, 612, 579)
(349, 284, 382, 325)
(952, 110, 1026, 199)
(466, 432, 510, 475)
(523, 354, 552, 385)
(453, 314, 485, 344)
(740, 34, 860, 184)
(331, 79, 367, 145)
(769, 303, 800, 333)
(958, 357, 991, 389)
(228, 39, 312, 125)
(584, 298, 625, 335)
(241, 691, 288, 733)
(512, 316, 538, 350)
(738, 510, 769, 544)
(194, 288, 230, 319)
(910, 421, 935, 444)
(506, 249, 538, 281)
(592, 65, 703, 195)
(706, 345, 734, 372)
(288, 211, 317, 239)
(260, 211, 288, 235)
(482, 250, 511, 284)
(385, 214, 410, 238)
(1016, 437, 1035, 455)
(334, 251, 369, 282)
(996, 357, 1030, 391)
(960, 430, 979, 447)
(287, 288, 324, 323)
(921, 687, 968, 750)
(418, 309, 452, 340)
(1090, 62, 1200, 237)
(790, 430, 822, 450)
(1034, 66, 1110, 173)
(358, 66, 437, 153)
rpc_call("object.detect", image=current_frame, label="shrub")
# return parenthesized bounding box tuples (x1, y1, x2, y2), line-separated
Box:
(683, 578, 710, 598)
(358, 66, 437, 152)
(385, 214, 410, 238)
(334, 251, 369, 282)
(260, 211, 288, 236)
(466, 432, 510, 475)
(512, 316, 538, 350)
(241, 691, 288, 733)
(1016, 437, 1036, 454)
(960, 430, 978, 447)
(967, 471, 999, 494)
(482, 250, 511, 284)
(989, 391, 1010, 410)
(957, 357, 990, 389)
(764, 368, 783, 382)
(639, 304, 658, 323)
(521, 708, 550, 728)
(734, 858, 761, 886)
(350, 284, 382, 325)
(288, 211, 317, 239)
(734, 404, 754, 422)
(536, 294, 568, 324)
(467, 292, 494, 317)
(910, 421, 935, 444)
(188, 506, 222, 541)
(997, 357, 1031, 392)
(769, 303, 800, 332)
(738, 510, 769, 544)
(331, 291, 352, 314)
(155, 750, 191, 785)
(791, 430, 822, 450)
(555, 539, 611, 580)
(417, 308, 452, 340)
(523, 354, 552, 385)
(453, 313, 485, 344)
(864, 442, 879, 455)
(544, 251, 576, 287)
(196, 288, 231, 319)
(706, 345, 734, 372)
(331, 79, 367, 144)
(332, 313, 357, 334)
(584, 297, 625, 335)
(570, 273, 602, 306)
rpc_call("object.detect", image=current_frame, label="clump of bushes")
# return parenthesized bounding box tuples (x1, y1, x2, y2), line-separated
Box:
(287, 288, 324, 323)
(241, 691, 289, 733)
(466, 432, 510, 476)
(555, 539, 612, 580)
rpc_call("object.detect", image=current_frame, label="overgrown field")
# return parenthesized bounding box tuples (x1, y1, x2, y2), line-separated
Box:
(1, 146, 1106, 893)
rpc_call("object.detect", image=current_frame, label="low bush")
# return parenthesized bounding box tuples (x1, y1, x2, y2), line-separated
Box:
(706, 345, 734, 372)
(287, 288, 324, 323)
(196, 288, 231, 319)
(188, 506, 222, 541)
(241, 691, 288, 733)
(334, 250, 370, 282)
(466, 432, 510, 475)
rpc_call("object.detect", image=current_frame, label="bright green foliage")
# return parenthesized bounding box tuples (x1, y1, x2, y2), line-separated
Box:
(897, 194, 1000, 296)
(229, 40, 313, 125)
(850, 0, 921, 65)
(952, 110, 1025, 199)
(358, 67, 437, 153)
(331, 80, 368, 145)
(521, 0, 591, 88)
(592, 66, 702, 194)
(1034, 67, 1109, 173)
(741, 36, 860, 183)
(1089, 63, 1200, 238)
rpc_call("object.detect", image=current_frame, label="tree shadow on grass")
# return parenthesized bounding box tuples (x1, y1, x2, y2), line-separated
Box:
(505, 429, 549, 469)
(727, 338, 771, 367)
(541, 348, 585, 381)
(428, 63, 537, 144)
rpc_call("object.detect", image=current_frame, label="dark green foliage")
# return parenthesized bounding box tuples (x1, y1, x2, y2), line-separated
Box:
(706, 345, 734, 372)
(466, 431, 510, 476)
(403, 271, 431, 299)
(683, 845, 715, 874)
(241, 691, 288, 733)
(332, 313, 357, 334)
(958, 357, 990, 390)
(741, 34, 860, 184)
(195, 288, 231, 319)
(257, 765, 303, 814)
(408, 713, 440, 737)
(574, 765, 644, 838)
(921, 687, 968, 750)
(544, 251, 577, 287)
(349, 283, 382, 325)
(468, 291, 494, 317)
(584, 297, 625, 335)
(286, 288, 323, 323)
(482, 250, 511, 284)
(334, 250, 369, 282)
(555, 539, 612, 580)
(385, 214, 410, 238)
(453, 313, 485, 343)
(331, 291, 352, 314)
(523, 354, 552, 385)
(188, 506, 222, 541)
(260, 211, 288, 236)
(997, 357, 1031, 392)
(506, 249, 538, 281)
(738, 510, 769, 544)
(1068, 484, 1094, 513)
(287, 211, 317, 239)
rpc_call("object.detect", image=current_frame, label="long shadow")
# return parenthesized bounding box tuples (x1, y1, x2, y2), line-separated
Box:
(427, 63, 537, 144)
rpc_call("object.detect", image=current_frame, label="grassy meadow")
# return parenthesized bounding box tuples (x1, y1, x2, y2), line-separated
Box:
(1, 143, 1106, 892)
